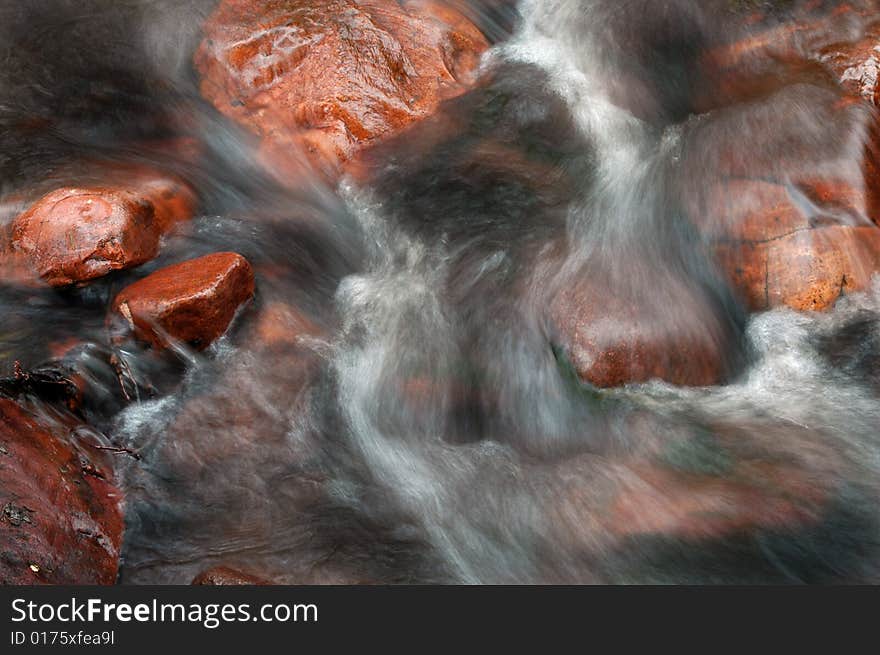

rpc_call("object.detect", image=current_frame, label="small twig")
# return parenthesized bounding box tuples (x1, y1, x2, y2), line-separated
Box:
(91, 444, 142, 461)
(108, 353, 134, 402)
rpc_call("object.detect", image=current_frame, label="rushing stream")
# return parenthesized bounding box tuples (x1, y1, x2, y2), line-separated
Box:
(3, 0, 880, 583)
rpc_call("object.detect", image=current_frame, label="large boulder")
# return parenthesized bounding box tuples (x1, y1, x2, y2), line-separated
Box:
(682, 37, 880, 311)
(111, 252, 255, 350)
(688, 177, 880, 311)
(0, 398, 124, 584)
(194, 0, 489, 179)
(714, 224, 880, 312)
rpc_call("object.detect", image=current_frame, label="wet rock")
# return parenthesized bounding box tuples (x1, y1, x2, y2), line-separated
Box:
(6, 154, 198, 288)
(690, 177, 880, 311)
(694, 179, 814, 243)
(10, 187, 160, 287)
(819, 310, 880, 391)
(192, 566, 270, 585)
(0, 398, 124, 584)
(549, 274, 738, 388)
(20, 343, 154, 421)
(714, 225, 880, 312)
(604, 422, 837, 544)
(0, 249, 44, 288)
(111, 252, 255, 350)
(252, 301, 322, 348)
(687, 9, 880, 230)
(548, 419, 843, 582)
(607, 464, 824, 542)
(194, 0, 489, 178)
(817, 20, 880, 105)
(114, 165, 196, 233)
(693, 3, 848, 110)
(702, 4, 875, 84)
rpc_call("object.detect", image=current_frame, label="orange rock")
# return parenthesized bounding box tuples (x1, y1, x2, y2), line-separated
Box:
(687, 7, 880, 229)
(693, 179, 813, 242)
(797, 176, 872, 222)
(115, 165, 197, 233)
(714, 225, 880, 311)
(111, 252, 255, 350)
(11, 187, 160, 286)
(0, 398, 124, 584)
(703, 3, 871, 79)
(252, 301, 322, 347)
(0, 249, 44, 288)
(194, 0, 489, 179)
(818, 20, 880, 105)
(192, 566, 270, 585)
(549, 275, 736, 388)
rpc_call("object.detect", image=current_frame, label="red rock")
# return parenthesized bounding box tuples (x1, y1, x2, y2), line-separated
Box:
(797, 176, 873, 222)
(687, 8, 880, 229)
(688, 176, 880, 311)
(10, 187, 160, 286)
(602, 420, 839, 544)
(48, 338, 83, 360)
(0, 249, 44, 288)
(111, 252, 255, 350)
(0, 398, 124, 584)
(607, 465, 822, 542)
(252, 301, 322, 348)
(156, 348, 319, 479)
(818, 20, 880, 105)
(5, 155, 198, 288)
(113, 165, 197, 233)
(714, 224, 880, 311)
(702, 3, 872, 81)
(692, 179, 814, 243)
(549, 274, 735, 388)
(194, 0, 489, 178)
(192, 566, 270, 585)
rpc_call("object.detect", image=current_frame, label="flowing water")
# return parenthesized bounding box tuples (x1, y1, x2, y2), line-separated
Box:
(3, 0, 880, 583)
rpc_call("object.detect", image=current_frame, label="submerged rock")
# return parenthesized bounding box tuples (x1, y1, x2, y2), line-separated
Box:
(192, 566, 270, 585)
(0, 398, 124, 584)
(111, 252, 255, 350)
(194, 0, 489, 179)
(715, 224, 880, 312)
(683, 59, 880, 312)
(549, 274, 738, 388)
(691, 177, 880, 311)
(251, 300, 323, 348)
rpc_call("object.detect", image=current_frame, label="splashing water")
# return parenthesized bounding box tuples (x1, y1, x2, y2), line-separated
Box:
(3, 0, 880, 583)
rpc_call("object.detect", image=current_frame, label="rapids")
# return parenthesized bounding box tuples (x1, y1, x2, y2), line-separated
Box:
(2, 0, 880, 583)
